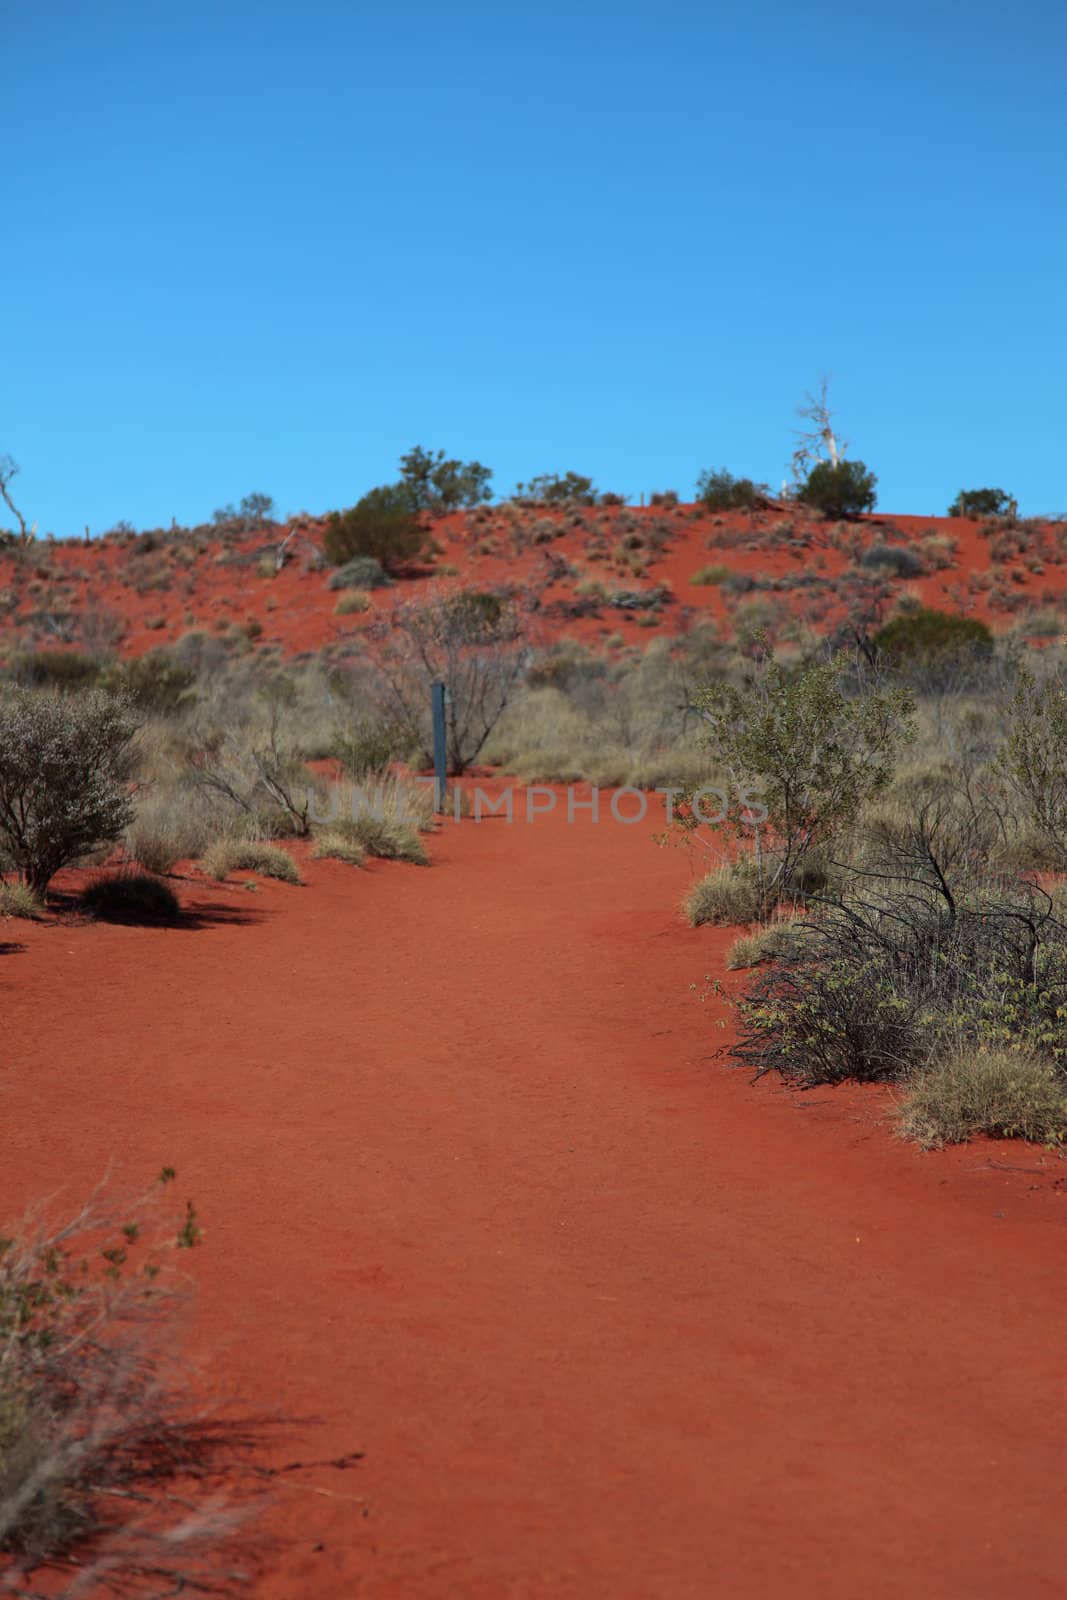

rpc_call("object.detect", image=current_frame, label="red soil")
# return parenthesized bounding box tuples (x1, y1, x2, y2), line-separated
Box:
(3, 505, 1066, 661)
(3, 794, 1067, 1596)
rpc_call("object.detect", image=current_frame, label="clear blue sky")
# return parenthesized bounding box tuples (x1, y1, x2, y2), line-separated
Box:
(5, 0, 1065, 535)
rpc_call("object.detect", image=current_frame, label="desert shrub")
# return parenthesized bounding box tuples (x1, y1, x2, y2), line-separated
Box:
(97, 650, 197, 713)
(335, 592, 370, 616)
(860, 542, 924, 577)
(80, 871, 181, 922)
(948, 487, 1015, 519)
(327, 555, 391, 591)
(695, 469, 768, 512)
(872, 608, 994, 681)
(514, 472, 597, 506)
(685, 862, 762, 927)
(690, 564, 732, 586)
(687, 650, 913, 918)
(797, 459, 877, 518)
(311, 830, 366, 867)
(650, 490, 679, 508)
(398, 445, 493, 513)
(731, 798, 1067, 1095)
(0, 881, 43, 919)
(324, 485, 429, 571)
(899, 1048, 1067, 1148)
(201, 840, 301, 883)
(7, 651, 101, 692)
(0, 689, 138, 895)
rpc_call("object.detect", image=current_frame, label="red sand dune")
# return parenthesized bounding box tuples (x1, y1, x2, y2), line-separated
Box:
(3, 792, 1066, 1596)
(2, 504, 1066, 660)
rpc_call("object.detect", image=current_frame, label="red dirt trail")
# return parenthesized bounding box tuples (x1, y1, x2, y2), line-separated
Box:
(3, 795, 1067, 1598)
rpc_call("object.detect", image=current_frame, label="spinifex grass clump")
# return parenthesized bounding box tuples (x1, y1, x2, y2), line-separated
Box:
(202, 840, 301, 883)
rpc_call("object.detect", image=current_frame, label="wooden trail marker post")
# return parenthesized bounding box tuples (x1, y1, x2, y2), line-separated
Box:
(432, 680, 447, 813)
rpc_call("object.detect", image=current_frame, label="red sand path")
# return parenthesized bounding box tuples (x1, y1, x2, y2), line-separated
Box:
(2, 795, 1067, 1597)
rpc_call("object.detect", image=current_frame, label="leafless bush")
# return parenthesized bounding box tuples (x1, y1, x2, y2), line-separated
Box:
(357, 588, 535, 772)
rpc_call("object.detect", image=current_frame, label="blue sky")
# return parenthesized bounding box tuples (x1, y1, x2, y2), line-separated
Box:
(5, 0, 1065, 535)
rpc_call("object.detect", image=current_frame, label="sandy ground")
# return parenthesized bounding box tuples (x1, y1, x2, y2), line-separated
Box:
(2, 793, 1066, 1597)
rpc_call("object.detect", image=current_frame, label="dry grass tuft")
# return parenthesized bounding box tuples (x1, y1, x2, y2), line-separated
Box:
(685, 863, 762, 927)
(201, 840, 301, 884)
(725, 920, 802, 969)
(0, 882, 44, 920)
(311, 830, 366, 868)
(898, 1047, 1067, 1148)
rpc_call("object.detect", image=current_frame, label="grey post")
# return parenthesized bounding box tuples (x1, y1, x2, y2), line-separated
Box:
(431, 680, 447, 812)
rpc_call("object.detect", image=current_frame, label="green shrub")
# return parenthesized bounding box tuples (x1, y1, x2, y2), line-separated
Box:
(689, 653, 913, 919)
(695, 469, 768, 512)
(684, 862, 762, 927)
(899, 1048, 1067, 1148)
(335, 592, 370, 616)
(0, 689, 138, 894)
(80, 872, 181, 922)
(324, 485, 428, 571)
(872, 608, 994, 678)
(327, 556, 390, 591)
(947, 487, 1015, 519)
(797, 459, 877, 518)
(690, 564, 732, 586)
(201, 841, 301, 883)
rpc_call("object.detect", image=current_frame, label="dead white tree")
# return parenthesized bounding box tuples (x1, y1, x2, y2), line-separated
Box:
(789, 377, 848, 488)
(0, 454, 34, 544)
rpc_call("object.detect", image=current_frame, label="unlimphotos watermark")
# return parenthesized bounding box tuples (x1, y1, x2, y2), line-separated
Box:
(306, 783, 767, 827)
